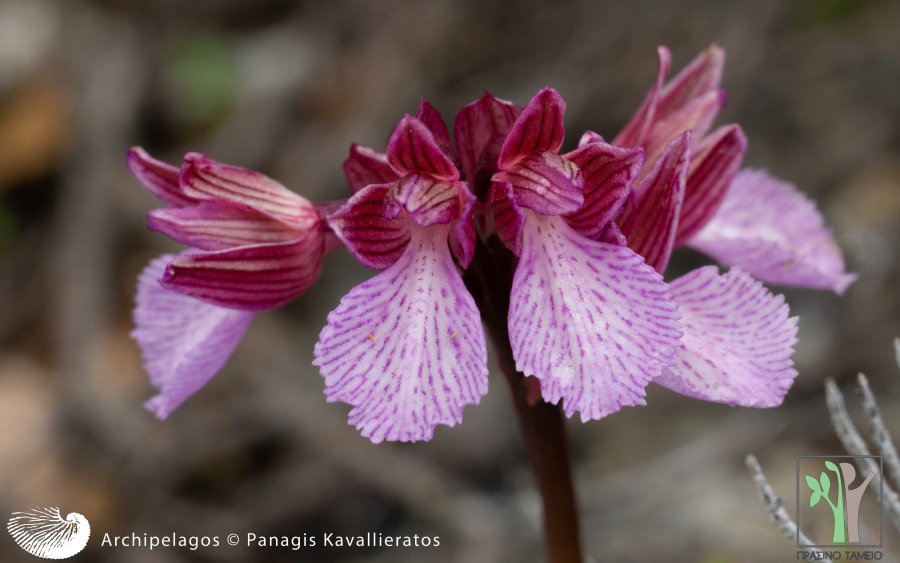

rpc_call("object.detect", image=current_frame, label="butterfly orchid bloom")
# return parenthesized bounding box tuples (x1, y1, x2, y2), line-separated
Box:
(616, 45, 854, 294)
(603, 46, 854, 406)
(489, 88, 682, 421)
(313, 108, 487, 443)
(127, 149, 327, 418)
(128, 45, 854, 443)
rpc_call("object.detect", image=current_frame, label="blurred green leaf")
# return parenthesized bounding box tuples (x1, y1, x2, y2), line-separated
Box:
(162, 33, 236, 126)
(789, 0, 883, 30)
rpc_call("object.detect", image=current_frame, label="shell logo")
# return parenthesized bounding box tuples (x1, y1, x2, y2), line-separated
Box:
(7, 507, 90, 559)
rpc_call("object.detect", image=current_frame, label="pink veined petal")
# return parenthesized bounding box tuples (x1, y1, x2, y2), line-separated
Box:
(600, 221, 627, 246)
(389, 174, 461, 227)
(689, 169, 856, 294)
(416, 99, 454, 157)
(490, 181, 527, 256)
(494, 152, 583, 215)
(148, 202, 298, 251)
(132, 255, 254, 419)
(386, 115, 459, 180)
(328, 183, 411, 269)
(615, 44, 725, 153)
(449, 186, 477, 268)
(313, 225, 489, 443)
(179, 153, 317, 229)
(613, 46, 671, 148)
(313, 200, 352, 253)
(126, 147, 196, 207)
(642, 89, 725, 168)
(564, 142, 643, 239)
(577, 130, 606, 149)
(470, 133, 506, 199)
(499, 87, 566, 169)
(342, 144, 398, 193)
(454, 92, 521, 180)
(508, 213, 681, 421)
(161, 232, 325, 311)
(313, 199, 347, 217)
(674, 124, 747, 245)
(619, 132, 690, 273)
(657, 43, 725, 118)
(655, 266, 798, 407)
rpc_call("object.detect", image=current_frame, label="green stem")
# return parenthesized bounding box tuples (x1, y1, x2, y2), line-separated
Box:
(465, 236, 584, 563)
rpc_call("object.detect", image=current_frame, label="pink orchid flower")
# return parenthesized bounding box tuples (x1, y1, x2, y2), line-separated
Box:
(127, 148, 326, 418)
(617, 45, 855, 294)
(600, 45, 855, 407)
(127, 45, 854, 443)
(313, 107, 487, 443)
(488, 88, 682, 421)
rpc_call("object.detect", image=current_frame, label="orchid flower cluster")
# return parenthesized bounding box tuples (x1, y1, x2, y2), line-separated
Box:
(129, 46, 854, 443)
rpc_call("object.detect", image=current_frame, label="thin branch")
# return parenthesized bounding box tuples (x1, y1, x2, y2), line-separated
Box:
(745, 455, 831, 561)
(857, 373, 900, 491)
(825, 378, 900, 533)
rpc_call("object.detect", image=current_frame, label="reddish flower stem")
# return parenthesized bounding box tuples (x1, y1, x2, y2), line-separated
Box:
(465, 236, 584, 563)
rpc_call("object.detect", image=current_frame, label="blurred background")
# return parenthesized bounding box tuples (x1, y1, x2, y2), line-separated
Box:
(0, 0, 898, 561)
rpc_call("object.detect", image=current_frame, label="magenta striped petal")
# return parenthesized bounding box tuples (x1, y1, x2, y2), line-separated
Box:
(508, 214, 681, 420)
(577, 130, 606, 148)
(161, 231, 325, 311)
(613, 47, 671, 148)
(499, 87, 566, 169)
(689, 169, 856, 294)
(614, 45, 724, 154)
(600, 221, 627, 246)
(619, 132, 690, 273)
(642, 89, 725, 169)
(657, 44, 725, 117)
(494, 152, 583, 215)
(126, 147, 196, 207)
(328, 183, 411, 269)
(655, 266, 798, 407)
(313, 226, 489, 443)
(454, 92, 521, 180)
(416, 99, 454, 157)
(490, 181, 527, 256)
(342, 144, 398, 193)
(179, 153, 317, 229)
(388, 174, 461, 227)
(386, 115, 458, 180)
(148, 202, 298, 251)
(564, 141, 643, 239)
(449, 186, 477, 268)
(674, 124, 747, 245)
(132, 255, 254, 419)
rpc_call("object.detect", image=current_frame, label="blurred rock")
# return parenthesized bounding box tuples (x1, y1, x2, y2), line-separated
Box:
(0, 75, 72, 188)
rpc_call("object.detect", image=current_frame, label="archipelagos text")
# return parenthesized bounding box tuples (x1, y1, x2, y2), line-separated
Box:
(100, 532, 440, 552)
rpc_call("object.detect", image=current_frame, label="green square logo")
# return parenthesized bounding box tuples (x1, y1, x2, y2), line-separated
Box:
(796, 455, 883, 548)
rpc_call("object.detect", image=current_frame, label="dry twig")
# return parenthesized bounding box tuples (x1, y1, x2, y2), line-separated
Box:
(857, 373, 900, 491)
(745, 455, 831, 561)
(825, 378, 900, 533)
